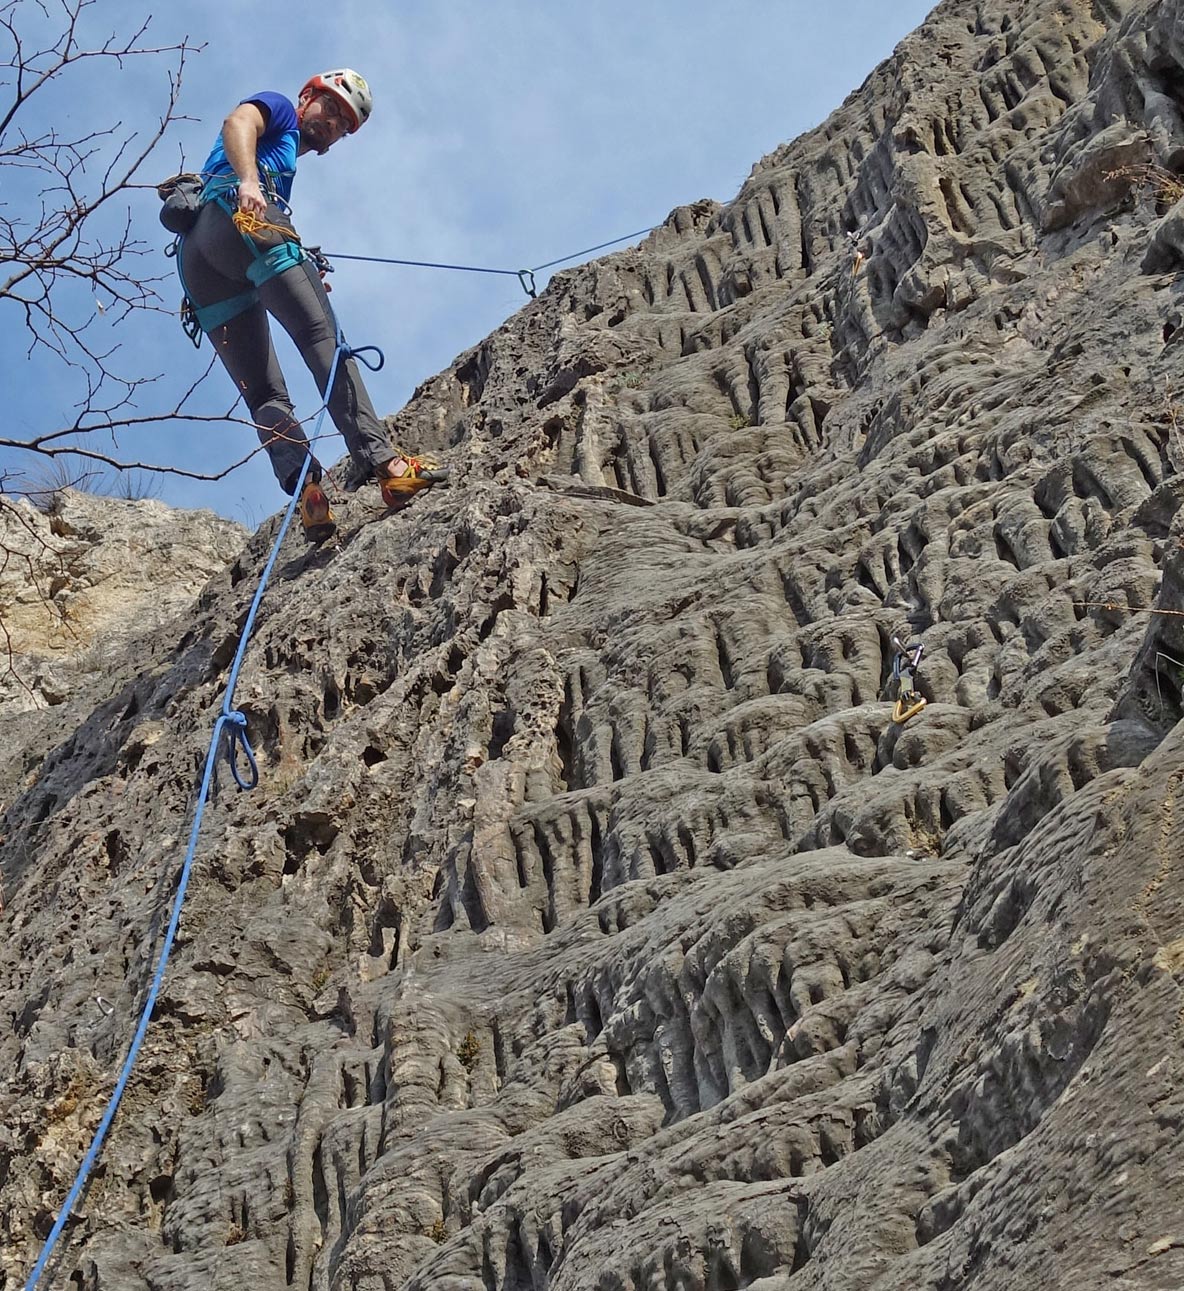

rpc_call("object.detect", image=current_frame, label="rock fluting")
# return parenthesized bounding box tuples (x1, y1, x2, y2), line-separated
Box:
(4, 0, 1184, 1288)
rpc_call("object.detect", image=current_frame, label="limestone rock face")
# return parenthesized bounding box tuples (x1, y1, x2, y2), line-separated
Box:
(5, 1, 1184, 1289)
(0, 491, 246, 714)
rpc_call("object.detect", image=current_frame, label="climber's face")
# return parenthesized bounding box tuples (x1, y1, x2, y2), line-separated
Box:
(297, 91, 351, 155)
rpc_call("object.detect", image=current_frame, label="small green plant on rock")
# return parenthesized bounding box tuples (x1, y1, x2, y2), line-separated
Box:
(728, 412, 751, 430)
(457, 1031, 481, 1072)
(424, 1217, 448, 1244)
(225, 1223, 248, 1246)
(310, 963, 330, 992)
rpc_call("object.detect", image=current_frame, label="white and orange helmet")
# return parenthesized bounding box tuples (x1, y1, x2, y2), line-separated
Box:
(300, 68, 372, 132)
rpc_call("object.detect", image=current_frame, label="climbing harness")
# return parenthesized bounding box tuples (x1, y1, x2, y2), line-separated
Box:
(22, 330, 369, 1291)
(164, 177, 312, 348)
(165, 175, 653, 331)
(168, 234, 259, 348)
(891, 637, 927, 724)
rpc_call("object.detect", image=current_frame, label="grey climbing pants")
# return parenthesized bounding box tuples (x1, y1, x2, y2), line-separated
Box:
(181, 201, 392, 495)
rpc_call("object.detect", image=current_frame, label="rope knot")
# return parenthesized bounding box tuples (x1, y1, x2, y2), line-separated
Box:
(221, 709, 258, 791)
(342, 342, 385, 371)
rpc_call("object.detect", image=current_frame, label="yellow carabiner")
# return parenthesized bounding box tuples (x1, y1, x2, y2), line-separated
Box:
(892, 696, 927, 724)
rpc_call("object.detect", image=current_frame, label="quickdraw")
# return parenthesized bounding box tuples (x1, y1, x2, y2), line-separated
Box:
(179, 297, 203, 349)
(164, 239, 203, 349)
(305, 245, 334, 278)
(891, 637, 927, 724)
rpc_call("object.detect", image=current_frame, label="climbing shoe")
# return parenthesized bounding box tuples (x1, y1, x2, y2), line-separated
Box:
(378, 455, 449, 511)
(299, 479, 337, 544)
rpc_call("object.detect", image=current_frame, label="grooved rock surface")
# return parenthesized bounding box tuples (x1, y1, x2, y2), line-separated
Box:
(5, 1, 1184, 1288)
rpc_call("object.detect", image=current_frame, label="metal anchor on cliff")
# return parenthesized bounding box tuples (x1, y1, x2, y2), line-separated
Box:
(891, 637, 927, 724)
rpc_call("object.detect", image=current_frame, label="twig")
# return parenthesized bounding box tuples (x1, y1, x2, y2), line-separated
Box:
(1074, 601, 1184, 619)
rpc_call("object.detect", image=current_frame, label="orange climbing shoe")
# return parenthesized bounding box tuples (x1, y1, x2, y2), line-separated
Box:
(378, 454, 449, 510)
(299, 479, 336, 544)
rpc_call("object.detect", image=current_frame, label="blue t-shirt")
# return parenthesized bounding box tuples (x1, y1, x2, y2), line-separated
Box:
(201, 91, 299, 203)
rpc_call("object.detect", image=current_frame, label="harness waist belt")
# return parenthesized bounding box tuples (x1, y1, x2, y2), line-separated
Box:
(193, 288, 258, 332)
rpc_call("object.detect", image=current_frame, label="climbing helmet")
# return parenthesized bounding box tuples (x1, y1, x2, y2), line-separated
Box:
(301, 69, 372, 132)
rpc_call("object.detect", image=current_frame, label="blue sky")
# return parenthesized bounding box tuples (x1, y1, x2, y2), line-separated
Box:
(0, 1, 935, 525)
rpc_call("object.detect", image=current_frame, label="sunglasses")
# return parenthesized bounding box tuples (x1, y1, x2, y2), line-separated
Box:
(318, 94, 351, 129)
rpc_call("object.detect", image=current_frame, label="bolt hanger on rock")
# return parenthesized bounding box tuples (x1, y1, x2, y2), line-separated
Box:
(891, 637, 927, 724)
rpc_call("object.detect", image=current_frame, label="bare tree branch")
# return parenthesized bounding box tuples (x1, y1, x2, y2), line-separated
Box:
(0, 3, 295, 700)
(0, 0, 256, 497)
(0, 2, 348, 519)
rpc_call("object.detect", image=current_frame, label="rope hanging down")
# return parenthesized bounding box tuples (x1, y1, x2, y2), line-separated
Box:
(23, 331, 366, 1290)
(323, 224, 657, 298)
(27, 211, 652, 1283)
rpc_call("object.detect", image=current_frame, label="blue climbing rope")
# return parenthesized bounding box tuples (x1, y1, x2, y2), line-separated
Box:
(26, 210, 652, 1285)
(23, 332, 365, 1290)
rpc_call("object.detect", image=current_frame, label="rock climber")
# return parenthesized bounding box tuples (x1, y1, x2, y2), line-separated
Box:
(179, 69, 441, 542)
